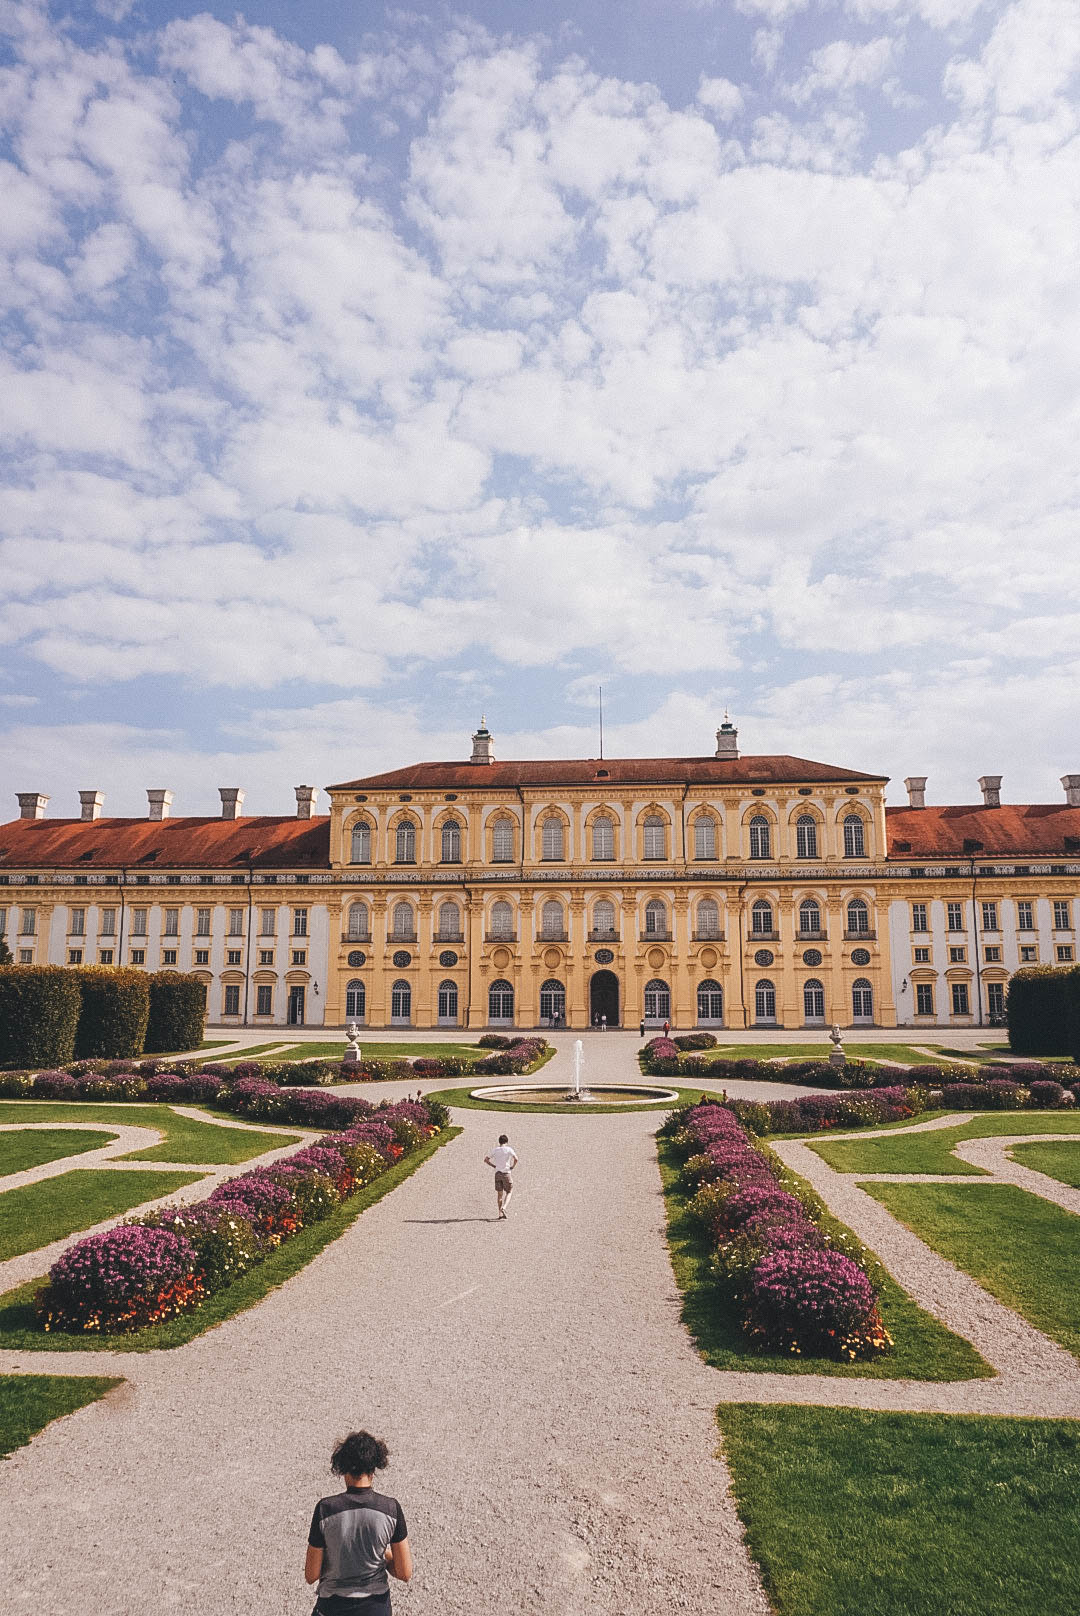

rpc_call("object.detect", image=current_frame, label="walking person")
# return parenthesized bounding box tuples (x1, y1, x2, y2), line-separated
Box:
(484, 1133, 518, 1219)
(305, 1430, 412, 1616)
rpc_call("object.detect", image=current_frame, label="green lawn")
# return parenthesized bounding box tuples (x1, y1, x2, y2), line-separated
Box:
(0, 1127, 461, 1352)
(1009, 1140, 1080, 1188)
(0, 1102, 301, 1166)
(204, 1042, 294, 1060)
(0, 1129, 118, 1175)
(698, 1042, 936, 1064)
(808, 1113, 1080, 1176)
(255, 1041, 487, 1063)
(863, 1182, 1080, 1360)
(657, 1137, 988, 1380)
(0, 1169, 204, 1261)
(718, 1405, 1080, 1616)
(935, 1044, 1075, 1064)
(0, 1374, 121, 1460)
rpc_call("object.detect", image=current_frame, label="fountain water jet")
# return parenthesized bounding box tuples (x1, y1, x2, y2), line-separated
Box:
(565, 1038, 592, 1102)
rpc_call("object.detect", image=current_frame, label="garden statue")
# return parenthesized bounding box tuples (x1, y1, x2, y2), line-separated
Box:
(342, 1023, 362, 1067)
(828, 1023, 846, 1069)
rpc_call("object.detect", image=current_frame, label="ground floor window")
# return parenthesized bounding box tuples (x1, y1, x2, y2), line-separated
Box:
(437, 979, 458, 1023)
(223, 984, 241, 1016)
(986, 981, 1005, 1020)
(754, 978, 776, 1023)
(852, 978, 874, 1021)
(803, 978, 825, 1022)
(915, 982, 934, 1016)
(951, 981, 970, 1016)
(697, 979, 723, 1024)
(489, 978, 514, 1023)
(256, 984, 273, 1016)
(644, 978, 670, 1021)
(539, 978, 565, 1025)
(346, 979, 366, 1021)
(391, 978, 412, 1024)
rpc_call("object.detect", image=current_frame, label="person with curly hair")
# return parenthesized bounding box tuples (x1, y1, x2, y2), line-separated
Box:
(305, 1430, 412, 1615)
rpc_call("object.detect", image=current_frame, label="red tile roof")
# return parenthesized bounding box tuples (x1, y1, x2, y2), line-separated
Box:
(886, 804, 1080, 858)
(329, 755, 887, 791)
(0, 816, 330, 870)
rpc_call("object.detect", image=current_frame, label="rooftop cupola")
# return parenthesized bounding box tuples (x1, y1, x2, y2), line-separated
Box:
(715, 715, 739, 760)
(470, 716, 495, 765)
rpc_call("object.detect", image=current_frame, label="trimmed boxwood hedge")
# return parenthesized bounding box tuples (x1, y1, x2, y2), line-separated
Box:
(73, 967, 150, 1059)
(0, 966, 82, 1067)
(1006, 966, 1078, 1056)
(144, 972, 207, 1054)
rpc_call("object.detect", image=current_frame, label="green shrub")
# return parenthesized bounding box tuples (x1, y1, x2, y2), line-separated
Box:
(0, 966, 82, 1067)
(1007, 967, 1074, 1055)
(1065, 969, 1080, 1065)
(144, 972, 206, 1054)
(0, 1071, 35, 1096)
(73, 967, 150, 1059)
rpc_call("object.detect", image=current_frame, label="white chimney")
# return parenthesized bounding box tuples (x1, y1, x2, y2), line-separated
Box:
(16, 792, 48, 821)
(79, 790, 104, 822)
(470, 717, 495, 765)
(147, 789, 173, 821)
(904, 777, 927, 809)
(219, 788, 245, 821)
(1062, 775, 1080, 807)
(979, 775, 1002, 809)
(295, 785, 317, 819)
(715, 715, 739, 759)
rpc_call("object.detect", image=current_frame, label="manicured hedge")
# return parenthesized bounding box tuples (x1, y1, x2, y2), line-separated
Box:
(0, 966, 82, 1067)
(144, 972, 206, 1054)
(1006, 966, 1078, 1056)
(73, 967, 149, 1059)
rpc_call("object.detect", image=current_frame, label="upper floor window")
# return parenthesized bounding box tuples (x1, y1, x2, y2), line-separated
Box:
(228, 908, 244, 936)
(644, 898, 667, 936)
(132, 908, 148, 937)
(751, 898, 773, 935)
(491, 817, 514, 863)
(541, 819, 565, 861)
(592, 899, 616, 938)
(395, 820, 416, 864)
(846, 898, 870, 935)
(843, 815, 866, 857)
(293, 907, 308, 937)
(1053, 900, 1072, 930)
(489, 901, 514, 940)
(592, 815, 615, 861)
(1016, 900, 1035, 931)
(259, 908, 276, 935)
(195, 907, 211, 936)
(911, 902, 928, 932)
(795, 815, 818, 859)
(437, 901, 461, 939)
(696, 898, 720, 939)
(946, 901, 965, 931)
(391, 902, 415, 939)
(643, 816, 666, 860)
(981, 901, 999, 932)
(693, 817, 717, 860)
(164, 908, 179, 936)
(749, 816, 771, 859)
(69, 907, 86, 936)
(347, 903, 369, 939)
(350, 822, 371, 864)
(541, 900, 564, 938)
(798, 898, 821, 934)
(98, 907, 115, 937)
(20, 908, 36, 935)
(441, 820, 462, 863)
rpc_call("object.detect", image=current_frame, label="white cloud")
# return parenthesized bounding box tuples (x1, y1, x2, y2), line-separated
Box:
(786, 37, 896, 104)
(696, 76, 746, 121)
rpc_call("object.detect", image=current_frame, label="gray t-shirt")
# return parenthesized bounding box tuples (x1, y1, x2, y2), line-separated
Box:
(308, 1485, 407, 1600)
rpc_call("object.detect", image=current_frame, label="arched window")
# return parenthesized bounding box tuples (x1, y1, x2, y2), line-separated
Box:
(592, 899, 616, 939)
(754, 978, 776, 1022)
(843, 815, 866, 858)
(798, 898, 821, 936)
(491, 817, 514, 862)
(437, 979, 458, 1023)
(644, 978, 670, 1020)
(643, 815, 666, 860)
(437, 901, 461, 940)
(694, 816, 717, 860)
(391, 902, 415, 940)
(803, 978, 825, 1022)
(542, 818, 565, 860)
(488, 978, 514, 1023)
(592, 815, 615, 860)
(644, 898, 668, 937)
(749, 815, 771, 859)
(697, 979, 723, 1024)
(852, 978, 874, 1021)
(350, 822, 371, 864)
(541, 900, 564, 939)
(489, 900, 514, 940)
(539, 978, 565, 1025)
(796, 815, 818, 859)
(390, 979, 411, 1023)
(345, 979, 365, 1021)
(441, 819, 462, 863)
(751, 898, 774, 936)
(696, 898, 720, 939)
(395, 820, 416, 864)
(347, 902, 369, 940)
(847, 898, 870, 936)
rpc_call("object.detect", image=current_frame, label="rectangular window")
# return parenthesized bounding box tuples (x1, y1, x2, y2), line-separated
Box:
(1053, 900, 1072, 930)
(228, 908, 244, 936)
(913, 946, 931, 963)
(949, 946, 967, 963)
(226, 949, 243, 966)
(946, 902, 964, 931)
(100, 908, 116, 936)
(259, 949, 274, 966)
(19, 948, 33, 963)
(132, 908, 148, 936)
(98, 949, 114, 965)
(20, 908, 36, 935)
(68, 949, 83, 965)
(987, 982, 1005, 1018)
(223, 984, 241, 1016)
(911, 903, 928, 932)
(196, 908, 211, 936)
(162, 949, 177, 966)
(1057, 944, 1074, 962)
(292, 909, 308, 937)
(1020, 945, 1038, 962)
(643, 822, 666, 860)
(0, 908, 5, 936)
(291, 949, 307, 966)
(984, 945, 1001, 962)
(980, 901, 998, 932)
(915, 983, 934, 1015)
(129, 949, 145, 966)
(164, 908, 179, 936)
(1016, 900, 1035, 931)
(69, 907, 85, 936)
(951, 982, 970, 1015)
(259, 908, 276, 935)
(194, 948, 210, 965)
(256, 984, 273, 1016)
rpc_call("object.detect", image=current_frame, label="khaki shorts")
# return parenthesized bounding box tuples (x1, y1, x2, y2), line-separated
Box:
(494, 1171, 513, 1193)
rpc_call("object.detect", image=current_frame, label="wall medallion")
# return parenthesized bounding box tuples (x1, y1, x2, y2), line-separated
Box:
(699, 946, 718, 971)
(647, 946, 666, 970)
(492, 947, 511, 970)
(439, 950, 458, 967)
(851, 947, 872, 966)
(594, 947, 615, 965)
(347, 950, 366, 967)
(802, 948, 822, 967)
(392, 950, 412, 968)
(754, 948, 775, 967)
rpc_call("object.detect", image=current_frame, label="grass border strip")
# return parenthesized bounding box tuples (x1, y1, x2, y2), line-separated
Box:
(0, 1372, 122, 1460)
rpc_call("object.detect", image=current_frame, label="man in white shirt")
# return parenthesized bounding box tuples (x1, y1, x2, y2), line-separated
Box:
(484, 1135, 519, 1219)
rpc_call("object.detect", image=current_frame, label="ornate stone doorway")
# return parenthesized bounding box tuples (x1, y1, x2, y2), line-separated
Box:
(589, 970, 619, 1027)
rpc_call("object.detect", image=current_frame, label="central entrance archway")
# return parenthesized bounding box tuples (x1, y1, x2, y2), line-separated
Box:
(589, 969, 619, 1027)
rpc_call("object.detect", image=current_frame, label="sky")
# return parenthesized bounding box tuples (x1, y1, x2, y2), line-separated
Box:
(2, 0, 1079, 819)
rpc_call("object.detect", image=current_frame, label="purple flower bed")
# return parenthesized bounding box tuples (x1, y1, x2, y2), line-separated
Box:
(41, 1224, 202, 1333)
(473, 1038, 548, 1076)
(721, 1085, 924, 1136)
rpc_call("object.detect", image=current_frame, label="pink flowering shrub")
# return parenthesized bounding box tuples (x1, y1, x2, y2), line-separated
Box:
(39, 1225, 203, 1333)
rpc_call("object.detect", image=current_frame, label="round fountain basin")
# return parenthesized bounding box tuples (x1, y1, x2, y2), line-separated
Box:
(469, 1083, 679, 1106)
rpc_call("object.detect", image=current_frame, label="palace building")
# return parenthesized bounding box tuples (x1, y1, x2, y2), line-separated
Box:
(2, 721, 1079, 1033)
